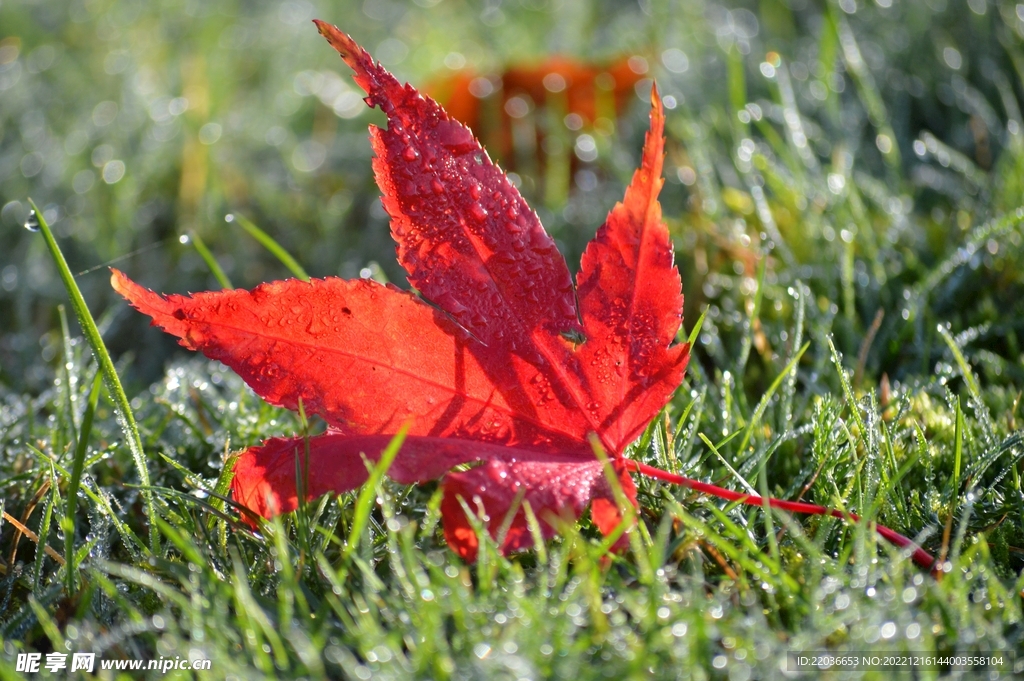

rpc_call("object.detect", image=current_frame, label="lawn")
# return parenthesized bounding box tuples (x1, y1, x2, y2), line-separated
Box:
(1, 0, 1023, 678)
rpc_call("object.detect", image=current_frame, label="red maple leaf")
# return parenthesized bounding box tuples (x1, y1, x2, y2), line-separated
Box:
(111, 21, 935, 570)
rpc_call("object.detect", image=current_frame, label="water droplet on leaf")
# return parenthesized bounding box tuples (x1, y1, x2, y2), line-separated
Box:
(24, 210, 39, 232)
(470, 204, 488, 221)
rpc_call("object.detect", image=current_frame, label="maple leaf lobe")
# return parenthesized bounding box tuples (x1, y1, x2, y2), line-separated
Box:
(440, 457, 638, 562)
(111, 269, 599, 452)
(557, 86, 689, 454)
(234, 433, 549, 522)
(314, 19, 584, 360)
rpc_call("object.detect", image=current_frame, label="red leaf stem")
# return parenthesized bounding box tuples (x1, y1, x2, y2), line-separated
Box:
(628, 461, 936, 571)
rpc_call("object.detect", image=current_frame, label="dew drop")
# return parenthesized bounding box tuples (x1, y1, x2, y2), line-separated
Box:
(436, 121, 475, 152)
(307, 316, 328, 337)
(469, 183, 481, 200)
(403, 146, 420, 161)
(470, 203, 488, 221)
(23, 210, 40, 232)
(431, 178, 445, 194)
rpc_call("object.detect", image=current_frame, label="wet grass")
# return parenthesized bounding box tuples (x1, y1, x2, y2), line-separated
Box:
(2, 0, 1024, 678)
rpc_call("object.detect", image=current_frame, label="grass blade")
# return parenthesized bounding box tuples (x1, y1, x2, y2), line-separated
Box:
(342, 426, 407, 562)
(63, 370, 102, 593)
(31, 474, 59, 591)
(28, 198, 158, 554)
(227, 213, 310, 281)
(186, 230, 233, 289)
(736, 342, 809, 456)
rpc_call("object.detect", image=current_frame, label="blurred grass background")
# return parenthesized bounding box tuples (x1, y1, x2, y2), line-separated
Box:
(2, 0, 1024, 676)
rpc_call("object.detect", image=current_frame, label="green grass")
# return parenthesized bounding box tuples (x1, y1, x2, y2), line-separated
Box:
(2, 0, 1024, 678)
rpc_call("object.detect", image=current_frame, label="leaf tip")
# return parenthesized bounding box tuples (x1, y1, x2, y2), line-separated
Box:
(109, 267, 129, 294)
(108, 270, 196, 344)
(230, 446, 284, 525)
(645, 81, 665, 159)
(314, 19, 376, 94)
(440, 484, 480, 562)
(109, 268, 153, 309)
(650, 79, 662, 109)
(312, 19, 351, 57)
